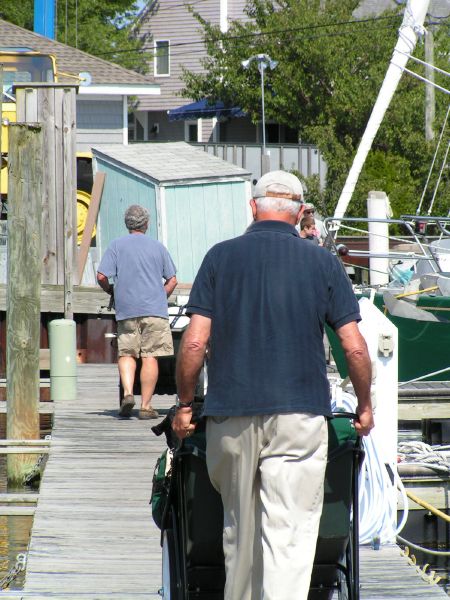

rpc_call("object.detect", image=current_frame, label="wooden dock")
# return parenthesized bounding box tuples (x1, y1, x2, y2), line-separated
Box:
(21, 364, 172, 599)
(2, 364, 447, 598)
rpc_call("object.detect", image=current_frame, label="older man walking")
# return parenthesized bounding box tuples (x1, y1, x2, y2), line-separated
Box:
(97, 204, 177, 419)
(173, 171, 373, 600)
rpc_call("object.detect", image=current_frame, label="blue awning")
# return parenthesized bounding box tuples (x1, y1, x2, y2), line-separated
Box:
(168, 99, 245, 121)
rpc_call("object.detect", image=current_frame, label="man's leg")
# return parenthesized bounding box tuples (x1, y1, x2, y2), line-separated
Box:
(260, 413, 328, 600)
(118, 356, 137, 397)
(139, 316, 173, 418)
(140, 356, 159, 410)
(116, 318, 139, 417)
(206, 416, 263, 600)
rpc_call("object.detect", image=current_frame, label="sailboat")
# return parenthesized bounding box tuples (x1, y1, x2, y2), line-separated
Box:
(327, 0, 450, 383)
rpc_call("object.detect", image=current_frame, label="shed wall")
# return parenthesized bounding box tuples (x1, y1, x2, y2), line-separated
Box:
(94, 159, 158, 256)
(164, 180, 249, 283)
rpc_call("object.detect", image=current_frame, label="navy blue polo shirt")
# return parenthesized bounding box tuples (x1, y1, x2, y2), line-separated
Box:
(187, 220, 360, 417)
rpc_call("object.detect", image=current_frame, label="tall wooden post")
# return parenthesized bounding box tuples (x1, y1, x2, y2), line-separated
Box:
(6, 123, 42, 484)
(15, 84, 78, 307)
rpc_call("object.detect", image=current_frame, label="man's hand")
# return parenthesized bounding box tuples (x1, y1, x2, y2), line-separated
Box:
(172, 407, 196, 440)
(355, 406, 374, 437)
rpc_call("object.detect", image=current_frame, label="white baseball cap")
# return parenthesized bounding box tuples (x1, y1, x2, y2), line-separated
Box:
(253, 170, 304, 202)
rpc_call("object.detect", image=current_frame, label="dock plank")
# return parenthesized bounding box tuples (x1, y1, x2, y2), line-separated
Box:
(18, 364, 448, 599)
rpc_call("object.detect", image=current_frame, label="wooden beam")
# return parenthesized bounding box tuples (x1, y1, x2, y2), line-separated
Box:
(77, 171, 105, 283)
(0, 493, 38, 503)
(6, 123, 42, 485)
(0, 506, 35, 516)
(0, 440, 50, 446)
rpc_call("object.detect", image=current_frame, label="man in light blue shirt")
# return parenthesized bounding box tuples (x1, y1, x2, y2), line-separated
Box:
(97, 205, 177, 419)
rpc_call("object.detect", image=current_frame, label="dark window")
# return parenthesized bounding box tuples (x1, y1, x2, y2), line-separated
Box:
(155, 41, 169, 76)
(187, 123, 198, 142)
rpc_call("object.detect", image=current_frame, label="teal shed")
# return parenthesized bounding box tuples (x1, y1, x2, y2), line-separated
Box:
(92, 142, 252, 283)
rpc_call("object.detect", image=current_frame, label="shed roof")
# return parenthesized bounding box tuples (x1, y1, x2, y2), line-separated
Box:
(0, 19, 156, 89)
(92, 142, 251, 184)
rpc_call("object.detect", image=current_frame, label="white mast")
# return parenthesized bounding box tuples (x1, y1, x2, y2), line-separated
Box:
(333, 0, 431, 221)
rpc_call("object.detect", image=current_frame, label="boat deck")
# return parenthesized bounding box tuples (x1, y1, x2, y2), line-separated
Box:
(2, 364, 447, 599)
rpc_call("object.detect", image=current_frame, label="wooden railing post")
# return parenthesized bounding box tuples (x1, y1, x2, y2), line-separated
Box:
(6, 123, 42, 484)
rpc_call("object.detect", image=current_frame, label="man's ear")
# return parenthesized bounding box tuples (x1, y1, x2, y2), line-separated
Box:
(250, 198, 257, 220)
(296, 204, 305, 226)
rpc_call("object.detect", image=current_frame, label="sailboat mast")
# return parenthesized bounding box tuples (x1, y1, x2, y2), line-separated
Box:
(333, 0, 430, 221)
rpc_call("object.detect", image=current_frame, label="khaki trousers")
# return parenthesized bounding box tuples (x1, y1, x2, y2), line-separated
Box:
(206, 413, 328, 600)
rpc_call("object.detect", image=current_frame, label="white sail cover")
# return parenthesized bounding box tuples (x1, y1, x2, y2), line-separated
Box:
(333, 0, 431, 221)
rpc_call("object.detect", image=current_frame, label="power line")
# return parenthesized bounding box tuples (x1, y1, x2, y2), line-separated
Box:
(98, 13, 403, 57)
(102, 24, 404, 64)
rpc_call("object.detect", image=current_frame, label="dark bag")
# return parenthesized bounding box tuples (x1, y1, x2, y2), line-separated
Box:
(150, 448, 173, 528)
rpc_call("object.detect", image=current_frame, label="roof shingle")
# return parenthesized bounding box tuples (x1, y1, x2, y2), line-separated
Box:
(0, 19, 154, 86)
(92, 142, 251, 183)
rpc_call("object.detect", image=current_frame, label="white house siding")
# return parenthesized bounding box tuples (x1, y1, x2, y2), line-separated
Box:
(77, 98, 124, 151)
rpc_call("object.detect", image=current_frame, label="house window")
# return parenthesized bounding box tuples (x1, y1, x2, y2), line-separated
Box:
(185, 121, 200, 142)
(155, 40, 170, 76)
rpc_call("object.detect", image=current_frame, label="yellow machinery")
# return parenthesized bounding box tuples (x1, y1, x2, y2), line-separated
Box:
(1, 48, 95, 242)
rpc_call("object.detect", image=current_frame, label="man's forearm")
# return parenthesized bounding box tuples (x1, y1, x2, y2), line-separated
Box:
(176, 327, 208, 401)
(164, 276, 178, 297)
(344, 347, 372, 412)
(97, 273, 112, 294)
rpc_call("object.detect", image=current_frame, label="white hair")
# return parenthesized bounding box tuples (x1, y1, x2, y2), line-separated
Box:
(255, 196, 301, 216)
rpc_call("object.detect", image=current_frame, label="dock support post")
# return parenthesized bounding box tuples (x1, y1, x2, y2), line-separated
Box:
(49, 319, 77, 401)
(368, 191, 390, 287)
(6, 124, 42, 484)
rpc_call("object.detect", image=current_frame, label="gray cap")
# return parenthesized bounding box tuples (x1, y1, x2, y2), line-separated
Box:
(253, 170, 303, 202)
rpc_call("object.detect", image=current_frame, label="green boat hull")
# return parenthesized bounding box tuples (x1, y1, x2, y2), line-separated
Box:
(328, 292, 450, 383)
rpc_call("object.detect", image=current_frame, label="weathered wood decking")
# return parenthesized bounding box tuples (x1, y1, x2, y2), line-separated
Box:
(4, 364, 447, 599)
(22, 364, 172, 599)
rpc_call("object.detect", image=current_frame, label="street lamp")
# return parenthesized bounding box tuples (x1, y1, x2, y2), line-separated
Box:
(241, 54, 278, 163)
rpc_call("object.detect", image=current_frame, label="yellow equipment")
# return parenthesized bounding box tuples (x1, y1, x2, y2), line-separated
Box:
(1, 48, 95, 243)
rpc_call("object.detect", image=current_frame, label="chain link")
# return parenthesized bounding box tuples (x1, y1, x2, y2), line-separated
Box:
(0, 553, 27, 590)
(23, 435, 51, 486)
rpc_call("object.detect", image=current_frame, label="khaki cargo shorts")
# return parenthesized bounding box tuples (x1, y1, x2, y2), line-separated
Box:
(117, 316, 174, 358)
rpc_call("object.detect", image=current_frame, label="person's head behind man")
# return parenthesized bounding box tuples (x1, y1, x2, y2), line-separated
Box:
(124, 204, 149, 233)
(303, 203, 315, 218)
(251, 170, 304, 225)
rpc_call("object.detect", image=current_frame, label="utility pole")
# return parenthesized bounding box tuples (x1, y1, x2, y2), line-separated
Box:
(7, 123, 42, 484)
(425, 27, 435, 142)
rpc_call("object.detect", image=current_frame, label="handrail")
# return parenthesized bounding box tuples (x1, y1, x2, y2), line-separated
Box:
(324, 215, 450, 275)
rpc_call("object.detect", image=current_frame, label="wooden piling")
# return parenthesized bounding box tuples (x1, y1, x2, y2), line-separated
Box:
(15, 84, 78, 300)
(6, 123, 42, 484)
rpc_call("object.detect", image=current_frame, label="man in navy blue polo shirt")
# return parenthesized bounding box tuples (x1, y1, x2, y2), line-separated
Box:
(173, 170, 374, 600)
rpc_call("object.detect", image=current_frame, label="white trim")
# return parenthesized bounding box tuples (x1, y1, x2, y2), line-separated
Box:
(159, 186, 168, 246)
(123, 97, 128, 145)
(154, 40, 170, 77)
(197, 118, 203, 142)
(154, 185, 163, 241)
(78, 85, 159, 95)
(220, 0, 228, 32)
(212, 117, 218, 142)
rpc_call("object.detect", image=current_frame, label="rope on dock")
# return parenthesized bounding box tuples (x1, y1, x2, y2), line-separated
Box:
(398, 441, 450, 475)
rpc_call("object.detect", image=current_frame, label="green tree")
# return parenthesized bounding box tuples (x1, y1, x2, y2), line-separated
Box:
(0, 0, 149, 73)
(181, 0, 450, 217)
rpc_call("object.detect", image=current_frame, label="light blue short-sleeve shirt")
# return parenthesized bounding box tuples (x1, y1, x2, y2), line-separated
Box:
(98, 233, 176, 321)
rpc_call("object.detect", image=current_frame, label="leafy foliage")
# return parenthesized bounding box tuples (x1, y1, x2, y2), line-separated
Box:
(0, 0, 149, 73)
(181, 0, 450, 217)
